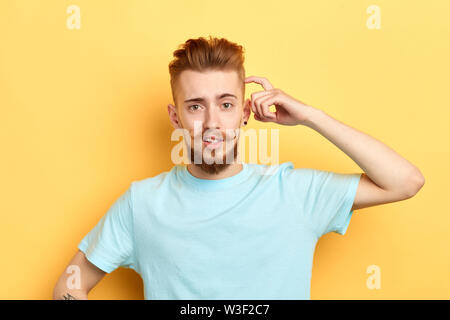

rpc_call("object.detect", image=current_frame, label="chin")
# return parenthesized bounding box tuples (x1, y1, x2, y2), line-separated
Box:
(194, 161, 230, 175)
(189, 141, 239, 175)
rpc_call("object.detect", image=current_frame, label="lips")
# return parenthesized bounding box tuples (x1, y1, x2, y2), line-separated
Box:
(203, 140, 223, 148)
(202, 136, 223, 143)
(200, 134, 224, 150)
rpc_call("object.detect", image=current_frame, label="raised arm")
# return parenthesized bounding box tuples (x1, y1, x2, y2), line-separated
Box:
(302, 108, 425, 210)
(244, 75, 425, 211)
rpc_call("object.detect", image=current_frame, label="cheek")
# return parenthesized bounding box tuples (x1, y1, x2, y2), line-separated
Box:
(178, 113, 199, 132)
(232, 114, 244, 129)
(225, 108, 242, 123)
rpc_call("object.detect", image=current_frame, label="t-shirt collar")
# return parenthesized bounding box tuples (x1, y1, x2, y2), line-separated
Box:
(178, 162, 251, 192)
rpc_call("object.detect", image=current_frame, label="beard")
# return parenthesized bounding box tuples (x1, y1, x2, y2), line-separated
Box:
(188, 136, 240, 175)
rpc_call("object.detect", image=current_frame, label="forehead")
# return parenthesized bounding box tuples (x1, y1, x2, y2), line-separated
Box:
(177, 69, 241, 101)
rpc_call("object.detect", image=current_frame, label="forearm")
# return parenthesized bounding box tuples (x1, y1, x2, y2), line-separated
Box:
(52, 275, 88, 300)
(53, 285, 88, 300)
(303, 107, 425, 194)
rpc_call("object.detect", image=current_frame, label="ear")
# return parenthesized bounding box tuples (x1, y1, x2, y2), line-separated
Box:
(241, 98, 251, 127)
(167, 103, 181, 129)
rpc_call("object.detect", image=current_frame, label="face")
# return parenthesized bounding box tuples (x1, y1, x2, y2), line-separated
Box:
(168, 69, 251, 174)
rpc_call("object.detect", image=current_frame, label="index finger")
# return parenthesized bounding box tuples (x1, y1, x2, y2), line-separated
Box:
(244, 76, 274, 91)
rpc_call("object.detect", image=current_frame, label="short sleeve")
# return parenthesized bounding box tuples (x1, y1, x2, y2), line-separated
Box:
(77, 182, 136, 273)
(281, 162, 362, 238)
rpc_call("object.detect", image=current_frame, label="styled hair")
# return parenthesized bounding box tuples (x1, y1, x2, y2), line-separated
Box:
(168, 35, 246, 106)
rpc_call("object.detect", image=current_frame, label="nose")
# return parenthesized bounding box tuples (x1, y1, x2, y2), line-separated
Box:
(203, 105, 221, 131)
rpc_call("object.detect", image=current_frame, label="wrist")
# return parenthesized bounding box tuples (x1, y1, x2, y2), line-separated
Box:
(301, 106, 325, 128)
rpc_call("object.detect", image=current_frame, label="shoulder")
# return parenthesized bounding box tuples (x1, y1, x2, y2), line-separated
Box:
(247, 161, 295, 176)
(246, 161, 315, 186)
(131, 165, 180, 195)
(256, 161, 315, 179)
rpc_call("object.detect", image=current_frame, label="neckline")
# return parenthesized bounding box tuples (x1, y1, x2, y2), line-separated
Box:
(178, 162, 251, 192)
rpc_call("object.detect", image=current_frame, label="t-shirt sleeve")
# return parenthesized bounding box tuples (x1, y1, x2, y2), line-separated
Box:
(77, 182, 136, 273)
(281, 162, 362, 238)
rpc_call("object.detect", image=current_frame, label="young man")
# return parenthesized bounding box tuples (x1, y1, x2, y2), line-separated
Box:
(53, 36, 425, 300)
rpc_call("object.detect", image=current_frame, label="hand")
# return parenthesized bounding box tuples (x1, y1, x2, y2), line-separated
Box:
(245, 76, 316, 126)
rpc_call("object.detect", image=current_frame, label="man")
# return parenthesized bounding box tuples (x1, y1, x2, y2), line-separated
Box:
(53, 36, 425, 300)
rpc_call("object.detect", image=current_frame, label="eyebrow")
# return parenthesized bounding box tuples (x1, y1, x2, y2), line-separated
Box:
(184, 93, 237, 104)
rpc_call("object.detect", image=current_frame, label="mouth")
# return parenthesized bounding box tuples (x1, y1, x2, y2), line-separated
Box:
(202, 140, 223, 149)
(202, 136, 224, 149)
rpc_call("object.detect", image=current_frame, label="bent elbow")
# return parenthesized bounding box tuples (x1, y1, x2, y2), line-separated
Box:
(403, 171, 425, 198)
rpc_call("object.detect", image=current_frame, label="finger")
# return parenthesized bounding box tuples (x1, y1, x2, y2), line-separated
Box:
(259, 95, 277, 120)
(253, 113, 269, 122)
(253, 94, 266, 120)
(255, 93, 277, 121)
(250, 97, 257, 115)
(254, 113, 268, 122)
(251, 91, 271, 116)
(244, 76, 274, 91)
(251, 90, 272, 101)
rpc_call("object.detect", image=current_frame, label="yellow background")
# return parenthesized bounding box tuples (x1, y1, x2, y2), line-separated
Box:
(1, 0, 448, 299)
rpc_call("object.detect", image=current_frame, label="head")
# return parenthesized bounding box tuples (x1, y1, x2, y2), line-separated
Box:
(167, 36, 251, 174)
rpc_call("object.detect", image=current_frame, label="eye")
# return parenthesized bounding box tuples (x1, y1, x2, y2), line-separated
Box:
(189, 104, 201, 111)
(223, 102, 233, 109)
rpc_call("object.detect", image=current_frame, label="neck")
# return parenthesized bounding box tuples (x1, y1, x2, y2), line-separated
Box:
(186, 162, 243, 180)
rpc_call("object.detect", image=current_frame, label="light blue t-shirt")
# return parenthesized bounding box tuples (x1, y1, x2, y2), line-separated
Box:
(78, 161, 361, 300)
